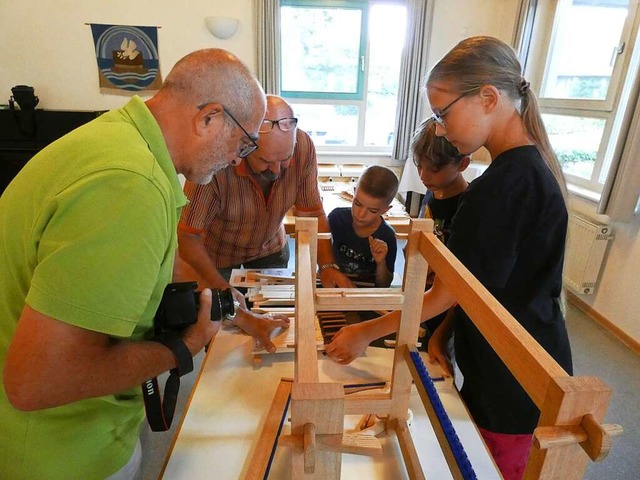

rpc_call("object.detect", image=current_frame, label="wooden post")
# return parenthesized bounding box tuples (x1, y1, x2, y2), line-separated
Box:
(295, 218, 319, 384)
(389, 219, 432, 420)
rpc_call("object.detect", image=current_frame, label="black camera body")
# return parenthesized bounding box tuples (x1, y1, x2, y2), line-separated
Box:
(154, 281, 236, 334)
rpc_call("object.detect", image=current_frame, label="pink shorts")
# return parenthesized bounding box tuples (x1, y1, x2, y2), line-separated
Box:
(479, 427, 533, 480)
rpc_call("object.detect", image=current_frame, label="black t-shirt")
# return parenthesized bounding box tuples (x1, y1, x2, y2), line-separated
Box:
(418, 190, 465, 335)
(419, 190, 463, 245)
(328, 207, 397, 285)
(448, 146, 573, 434)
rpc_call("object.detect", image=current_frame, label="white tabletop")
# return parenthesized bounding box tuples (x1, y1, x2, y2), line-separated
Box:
(160, 329, 501, 479)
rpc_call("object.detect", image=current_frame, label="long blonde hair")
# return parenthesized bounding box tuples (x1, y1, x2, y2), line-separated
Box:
(427, 36, 567, 196)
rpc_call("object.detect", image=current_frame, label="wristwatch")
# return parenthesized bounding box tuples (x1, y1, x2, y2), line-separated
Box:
(318, 262, 340, 273)
(221, 298, 241, 327)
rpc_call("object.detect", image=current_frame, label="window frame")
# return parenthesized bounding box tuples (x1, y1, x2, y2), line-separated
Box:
(279, 0, 406, 154)
(526, 0, 640, 195)
(280, 0, 368, 102)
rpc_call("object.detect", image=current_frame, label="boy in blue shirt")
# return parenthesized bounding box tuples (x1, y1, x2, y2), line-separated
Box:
(328, 165, 399, 287)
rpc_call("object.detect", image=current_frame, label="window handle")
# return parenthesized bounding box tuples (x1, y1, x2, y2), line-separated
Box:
(360, 55, 365, 72)
(610, 42, 625, 67)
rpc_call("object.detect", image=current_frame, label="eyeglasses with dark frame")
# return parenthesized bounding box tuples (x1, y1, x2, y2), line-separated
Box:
(197, 103, 259, 158)
(258, 117, 298, 134)
(430, 90, 477, 126)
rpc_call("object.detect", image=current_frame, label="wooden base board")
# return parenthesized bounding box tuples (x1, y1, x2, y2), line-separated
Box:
(566, 290, 640, 357)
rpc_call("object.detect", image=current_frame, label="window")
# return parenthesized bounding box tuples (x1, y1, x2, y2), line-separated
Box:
(528, 0, 639, 195)
(280, 0, 406, 152)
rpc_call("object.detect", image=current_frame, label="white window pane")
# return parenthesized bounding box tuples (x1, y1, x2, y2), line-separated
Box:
(281, 6, 362, 95)
(292, 103, 359, 146)
(541, 0, 628, 100)
(364, 4, 406, 147)
(543, 113, 605, 180)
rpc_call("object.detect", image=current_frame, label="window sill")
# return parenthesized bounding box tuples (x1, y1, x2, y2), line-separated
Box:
(567, 183, 601, 204)
(316, 150, 403, 167)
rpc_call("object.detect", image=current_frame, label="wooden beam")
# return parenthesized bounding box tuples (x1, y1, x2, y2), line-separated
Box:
(525, 376, 614, 479)
(295, 219, 319, 384)
(315, 289, 405, 311)
(291, 382, 344, 479)
(279, 432, 383, 457)
(418, 231, 567, 408)
(403, 345, 465, 480)
(344, 393, 392, 415)
(244, 378, 293, 480)
(390, 219, 432, 420)
(392, 418, 426, 480)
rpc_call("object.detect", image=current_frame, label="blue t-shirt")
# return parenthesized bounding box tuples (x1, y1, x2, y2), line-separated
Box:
(328, 207, 397, 285)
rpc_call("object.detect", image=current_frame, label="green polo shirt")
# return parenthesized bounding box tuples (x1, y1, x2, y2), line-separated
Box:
(0, 96, 187, 479)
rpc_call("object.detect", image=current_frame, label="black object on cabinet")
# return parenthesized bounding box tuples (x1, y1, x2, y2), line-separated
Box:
(0, 109, 104, 195)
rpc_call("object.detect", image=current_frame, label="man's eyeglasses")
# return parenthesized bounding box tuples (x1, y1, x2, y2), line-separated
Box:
(197, 103, 259, 158)
(430, 90, 476, 126)
(259, 117, 298, 134)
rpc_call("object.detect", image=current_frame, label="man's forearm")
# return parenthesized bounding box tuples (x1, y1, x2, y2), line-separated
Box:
(5, 303, 215, 411)
(178, 230, 230, 289)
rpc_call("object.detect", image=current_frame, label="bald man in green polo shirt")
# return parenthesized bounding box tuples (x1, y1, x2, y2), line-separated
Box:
(0, 49, 288, 480)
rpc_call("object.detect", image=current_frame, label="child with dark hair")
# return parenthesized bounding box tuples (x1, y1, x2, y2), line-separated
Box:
(328, 165, 399, 287)
(411, 118, 470, 337)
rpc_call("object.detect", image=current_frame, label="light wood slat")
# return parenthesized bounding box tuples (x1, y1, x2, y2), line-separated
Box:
(244, 378, 293, 480)
(392, 418, 427, 480)
(390, 219, 432, 420)
(295, 219, 319, 384)
(403, 345, 465, 480)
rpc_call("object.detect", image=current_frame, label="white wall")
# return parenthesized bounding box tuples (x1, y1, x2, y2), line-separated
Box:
(570, 198, 640, 343)
(0, 0, 256, 111)
(2, 0, 638, 345)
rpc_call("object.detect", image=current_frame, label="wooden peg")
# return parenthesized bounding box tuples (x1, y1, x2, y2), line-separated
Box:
(533, 414, 623, 461)
(304, 423, 316, 474)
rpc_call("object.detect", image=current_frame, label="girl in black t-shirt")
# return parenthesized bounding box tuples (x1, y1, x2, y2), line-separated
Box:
(326, 36, 573, 480)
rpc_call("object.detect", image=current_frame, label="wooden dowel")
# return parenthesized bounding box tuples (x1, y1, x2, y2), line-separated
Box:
(303, 423, 316, 474)
(534, 414, 623, 461)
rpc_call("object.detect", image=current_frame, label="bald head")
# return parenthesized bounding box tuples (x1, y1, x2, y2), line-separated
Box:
(245, 95, 298, 181)
(147, 49, 266, 184)
(160, 48, 265, 123)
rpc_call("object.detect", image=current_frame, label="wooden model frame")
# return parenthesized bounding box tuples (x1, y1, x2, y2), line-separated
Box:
(247, 217, 621, 479)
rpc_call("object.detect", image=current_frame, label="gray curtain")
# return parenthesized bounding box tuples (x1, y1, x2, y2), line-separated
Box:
(391, 0, 435, 162)
(256, 0, 281, 94)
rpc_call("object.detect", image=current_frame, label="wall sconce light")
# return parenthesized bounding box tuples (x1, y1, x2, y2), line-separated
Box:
(205, 16, 240, 40)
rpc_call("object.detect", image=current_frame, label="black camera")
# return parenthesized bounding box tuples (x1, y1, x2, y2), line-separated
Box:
(154, 281, 237, 334)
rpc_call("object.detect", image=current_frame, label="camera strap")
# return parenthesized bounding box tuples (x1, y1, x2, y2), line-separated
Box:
(142, 337, 193, 432)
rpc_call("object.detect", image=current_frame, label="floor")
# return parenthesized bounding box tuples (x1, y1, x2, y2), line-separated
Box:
(140, 300, 640, 479)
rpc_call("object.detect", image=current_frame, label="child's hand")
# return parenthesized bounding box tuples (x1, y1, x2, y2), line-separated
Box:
(368, 236, 388, 264)
(325, 323, 370, 364)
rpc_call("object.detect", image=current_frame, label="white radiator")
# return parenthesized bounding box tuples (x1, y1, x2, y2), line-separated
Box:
(563, 215, 613, 295)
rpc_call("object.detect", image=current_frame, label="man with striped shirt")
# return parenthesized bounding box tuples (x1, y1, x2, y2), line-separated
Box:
(178, 95, 353, 315)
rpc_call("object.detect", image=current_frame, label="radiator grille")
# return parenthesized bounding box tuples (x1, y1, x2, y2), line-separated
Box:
(563, 215, 613, 295)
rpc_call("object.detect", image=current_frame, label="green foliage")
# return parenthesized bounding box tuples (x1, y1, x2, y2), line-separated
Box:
(555, 149, 596, 165)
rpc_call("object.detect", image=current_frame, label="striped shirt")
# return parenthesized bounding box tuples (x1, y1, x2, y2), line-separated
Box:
(179, 129, 322, 267)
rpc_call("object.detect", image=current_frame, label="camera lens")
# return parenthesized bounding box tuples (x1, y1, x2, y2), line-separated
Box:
(210, 288, 236, 321)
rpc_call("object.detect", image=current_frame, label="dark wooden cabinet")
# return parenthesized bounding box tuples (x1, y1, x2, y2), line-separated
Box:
(0, 109, 104, 194)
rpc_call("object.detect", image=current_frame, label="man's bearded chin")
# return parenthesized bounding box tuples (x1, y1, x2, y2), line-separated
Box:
(259, 170, 279, 182)
(211, 161, 230, 176)
(196, 161, 230, 185)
